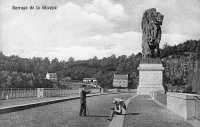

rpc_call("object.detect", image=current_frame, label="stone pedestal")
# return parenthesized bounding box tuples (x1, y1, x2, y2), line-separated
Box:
(137, 64, 164, 95)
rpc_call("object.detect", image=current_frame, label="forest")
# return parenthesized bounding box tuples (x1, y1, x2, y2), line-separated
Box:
(0, 39, 199, 89)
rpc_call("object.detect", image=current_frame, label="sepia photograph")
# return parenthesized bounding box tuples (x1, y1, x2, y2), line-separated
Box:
(0, 0, 200, 127)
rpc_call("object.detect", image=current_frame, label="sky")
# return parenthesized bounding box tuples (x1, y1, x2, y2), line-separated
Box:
(0, 0, 200, 61)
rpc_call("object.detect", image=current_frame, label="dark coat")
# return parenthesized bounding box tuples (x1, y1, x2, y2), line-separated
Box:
(80, 90, 90, 104)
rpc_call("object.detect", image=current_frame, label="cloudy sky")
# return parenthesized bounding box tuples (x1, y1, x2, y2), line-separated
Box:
(0, 0, 200, 60)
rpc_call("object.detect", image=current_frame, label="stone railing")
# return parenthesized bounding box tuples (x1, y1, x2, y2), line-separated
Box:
(0, 88, 37, 100)
(43, 88, 79, 97)
(151, 91, 200, 121)
(0, 88, 101, 100)
(1, 88, 136, 100)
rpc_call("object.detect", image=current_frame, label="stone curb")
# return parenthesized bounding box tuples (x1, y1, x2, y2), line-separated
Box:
(0, 92, 119, 115)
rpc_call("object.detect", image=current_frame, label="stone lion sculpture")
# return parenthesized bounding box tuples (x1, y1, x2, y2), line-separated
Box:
(141, 8, 164, 58)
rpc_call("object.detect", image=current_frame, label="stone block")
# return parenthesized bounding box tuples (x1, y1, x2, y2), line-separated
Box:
(137, 64, 164, 95)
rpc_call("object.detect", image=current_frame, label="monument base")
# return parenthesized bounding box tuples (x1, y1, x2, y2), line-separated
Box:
(137, 63, 164, 95)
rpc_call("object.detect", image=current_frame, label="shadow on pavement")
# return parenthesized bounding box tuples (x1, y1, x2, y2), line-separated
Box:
(86, 115, 110, 118)
(124, 113, 140, 115)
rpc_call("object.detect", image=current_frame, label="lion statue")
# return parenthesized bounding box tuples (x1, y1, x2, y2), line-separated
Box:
(141, 8, 164, 58)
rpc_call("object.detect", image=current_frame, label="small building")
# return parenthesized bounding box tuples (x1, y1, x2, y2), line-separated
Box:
(83, 78, 97, 84)
(46, 73, 57, 82)
(113, 74, 128, 87)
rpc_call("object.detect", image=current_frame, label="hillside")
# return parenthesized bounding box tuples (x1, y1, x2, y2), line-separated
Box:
(161, 41, 200, 94)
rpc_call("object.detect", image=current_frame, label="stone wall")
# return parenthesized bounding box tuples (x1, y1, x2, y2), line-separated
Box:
(151, 91, 200, 121)
(150, 90, 167, 106)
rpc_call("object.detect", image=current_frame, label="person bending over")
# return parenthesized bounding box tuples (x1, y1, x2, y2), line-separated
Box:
(107, 98, 126, 121)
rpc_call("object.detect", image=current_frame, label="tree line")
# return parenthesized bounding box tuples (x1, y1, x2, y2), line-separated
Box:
(160, 39, 200, 59)
(0, 51, 142, 88)
(0, 39, 199, 88)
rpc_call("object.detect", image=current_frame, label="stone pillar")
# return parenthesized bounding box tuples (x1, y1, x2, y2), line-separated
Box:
(37, 88, 44, 98)
(137, 64, 164, 95)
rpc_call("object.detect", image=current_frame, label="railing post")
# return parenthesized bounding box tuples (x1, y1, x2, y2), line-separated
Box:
(24, 88, 25, 98)
(11, 88, 12, 99)
(13, 88, 16, 99)
(18, 88, 19, 98)
(2, 88, 4, 100)
(30, 88, 31, 98)
(6, 89, 8, 100)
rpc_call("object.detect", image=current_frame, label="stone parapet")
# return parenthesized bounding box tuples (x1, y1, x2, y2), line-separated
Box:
(151, 91, 200, 121)
(167, 92, 200, 120)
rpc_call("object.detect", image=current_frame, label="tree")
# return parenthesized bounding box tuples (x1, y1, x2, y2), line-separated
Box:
(49, 58, 61, 72)
(116, 63, 127, 74)
(195, 43, 200, 60)
(101, 54, 117, 71)
(68, 57, 75, 67)
(88, 56, 99, 68)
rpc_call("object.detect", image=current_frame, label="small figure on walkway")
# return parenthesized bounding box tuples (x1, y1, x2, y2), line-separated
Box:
(79, 85, 91, 117)
(107, 98, 126, 121)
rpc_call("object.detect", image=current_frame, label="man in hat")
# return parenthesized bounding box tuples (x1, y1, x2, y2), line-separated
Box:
(79, 85, 91, 116)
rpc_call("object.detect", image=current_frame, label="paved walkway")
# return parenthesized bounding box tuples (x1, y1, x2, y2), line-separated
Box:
(0, 93, 198, 127)
(0, 92, 120, 115)
(123, 95, 193, 127)
(0, 94, 79, 108)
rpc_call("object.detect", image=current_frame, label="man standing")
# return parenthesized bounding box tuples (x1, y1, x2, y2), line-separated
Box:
(79, 85, 91, 116)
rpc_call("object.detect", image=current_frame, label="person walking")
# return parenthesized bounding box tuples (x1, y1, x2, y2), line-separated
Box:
(79, 85, 91, 117)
